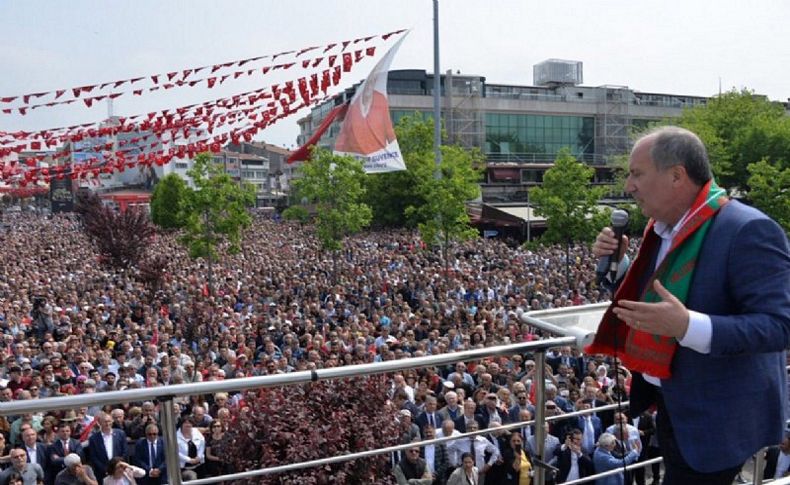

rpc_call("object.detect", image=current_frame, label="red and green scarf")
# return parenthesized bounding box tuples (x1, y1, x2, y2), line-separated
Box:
(585, 180, 729, 378)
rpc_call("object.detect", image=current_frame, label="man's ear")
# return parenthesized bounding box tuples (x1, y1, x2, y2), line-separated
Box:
(671, 165, 688, 185)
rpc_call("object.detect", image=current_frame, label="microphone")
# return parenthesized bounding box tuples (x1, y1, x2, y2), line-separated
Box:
(596, 209, 629, 288)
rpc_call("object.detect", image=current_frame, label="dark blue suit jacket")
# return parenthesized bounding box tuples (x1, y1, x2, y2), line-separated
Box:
(87, 428, 128, 482)
(25, 442, 48, 470)
(133, 437, 168, 484)
(629, 201, 790, 472)
(46, 438, 83, 485)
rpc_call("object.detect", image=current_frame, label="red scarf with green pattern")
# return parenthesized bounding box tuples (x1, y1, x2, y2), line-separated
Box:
(585, 180, 729, 378)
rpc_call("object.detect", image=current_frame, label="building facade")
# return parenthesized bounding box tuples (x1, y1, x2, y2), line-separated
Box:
(296, 63, 717, 203)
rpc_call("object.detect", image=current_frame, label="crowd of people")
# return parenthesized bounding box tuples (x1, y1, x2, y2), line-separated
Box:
(0, 209, 666, 485)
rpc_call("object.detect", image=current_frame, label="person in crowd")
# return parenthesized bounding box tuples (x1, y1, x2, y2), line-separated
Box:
(588, 126, 789, 484)
(19, 427, 46, 472)
(204, 421, 228, 477)
(54, 454, 97, 485)
(592, 433, 640, 485)
(763, 432, 790, 481)
(420, 425, 448, 484)
(176, 420, 204, 481)
(501, 431, 531, 485)
(86, 412, 127, 484)
(0, 447, 44, 485)
(446, 452, 478, 485)
(394, 442, 433, 485)
(102, 457, 144, 485)
(554, 428, 594, 484)
(47, 422, 82, 485)
(132, 424, 165, 485)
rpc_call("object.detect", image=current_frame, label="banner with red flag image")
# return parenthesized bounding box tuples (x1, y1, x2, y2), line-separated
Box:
(333, 34, 407, 173)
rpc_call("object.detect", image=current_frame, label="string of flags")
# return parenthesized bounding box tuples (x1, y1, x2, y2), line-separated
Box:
(0, 29, 404, 113)
(0, 28, 409, 187)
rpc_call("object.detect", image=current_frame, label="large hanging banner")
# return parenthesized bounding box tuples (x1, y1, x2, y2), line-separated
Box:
(333, 34, 408, 173)
(50, 177, 74, 212)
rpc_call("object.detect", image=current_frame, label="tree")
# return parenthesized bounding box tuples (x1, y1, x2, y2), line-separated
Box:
(747, 159, 790, 233)
(226, 376, 400, 484)
(150, 173, 188, 230)
(530, 149, 608, 283)
(406, 143, 483, 272)
(74, 191, 156, 270)
(292, 148, 372, 253)
(179, 152, 255, 294)
(674, 89, 790, 193)
(364, 113, 434, 227)
(281, 205, 310, 224)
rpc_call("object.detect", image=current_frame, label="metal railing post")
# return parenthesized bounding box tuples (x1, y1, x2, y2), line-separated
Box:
(160, 397, 183, 485)
(533, 350, 547, 485)
(754, 447, 766, 485)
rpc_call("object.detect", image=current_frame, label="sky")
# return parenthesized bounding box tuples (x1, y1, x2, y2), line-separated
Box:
(1, 0, 788, 149)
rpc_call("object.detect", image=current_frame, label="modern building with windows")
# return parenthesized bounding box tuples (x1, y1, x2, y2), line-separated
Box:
(296, 60, 717, 204)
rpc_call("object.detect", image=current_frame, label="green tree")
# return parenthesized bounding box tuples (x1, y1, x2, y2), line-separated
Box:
(364, 113, 434, 227)
(531, 149, 608, 282)
(675, 89, 790, 193)
(406, 143, 483, 272)
(747, 159, 790, 233)
(281, 205, 310, 224)
(293, 148, 372, 256)
(150, 173, 188, 230)
(179, 152, 255, 294)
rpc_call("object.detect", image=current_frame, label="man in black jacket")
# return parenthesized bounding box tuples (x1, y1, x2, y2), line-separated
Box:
(555, 429, 594, 484)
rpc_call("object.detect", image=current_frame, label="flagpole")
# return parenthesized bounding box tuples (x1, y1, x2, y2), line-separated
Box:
(432, 0, 442, 178)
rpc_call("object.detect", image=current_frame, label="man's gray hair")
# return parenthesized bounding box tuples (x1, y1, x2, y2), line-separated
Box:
(642, 126, 713, 186)
(597, 432, 616, 448)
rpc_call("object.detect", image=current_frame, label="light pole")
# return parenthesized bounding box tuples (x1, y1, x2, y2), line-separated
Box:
(432, 0, 441, 178)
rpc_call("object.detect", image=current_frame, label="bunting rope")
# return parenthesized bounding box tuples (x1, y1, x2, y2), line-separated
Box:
(0, 29, 405, 110)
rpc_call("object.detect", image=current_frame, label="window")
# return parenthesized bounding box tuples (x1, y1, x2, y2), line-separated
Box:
(484, 113, 595, 160)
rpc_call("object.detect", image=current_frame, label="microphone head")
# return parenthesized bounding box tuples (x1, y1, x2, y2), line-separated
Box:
(611, 209, 629, 228)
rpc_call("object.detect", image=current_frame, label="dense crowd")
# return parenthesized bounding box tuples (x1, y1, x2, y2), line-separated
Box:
(0, 211, 655, 485)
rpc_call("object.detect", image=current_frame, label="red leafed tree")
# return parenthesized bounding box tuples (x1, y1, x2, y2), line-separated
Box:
(75, 190, 156, 269)
(226, 376, 401, 484)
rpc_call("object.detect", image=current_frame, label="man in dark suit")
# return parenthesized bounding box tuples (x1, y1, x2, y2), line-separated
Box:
(87, 411, 128, 483)
(763, 432, 790, 481)
(574, 400, 602, 457)
(453, 399, 486, 434)
(589, 126, 790, 484)
(46, 422, 83, 485)
(133, 424, 167, 485)
(21, 427, 48, 471)
(414, 396, 441, 437)
(554, 429, 594, 483)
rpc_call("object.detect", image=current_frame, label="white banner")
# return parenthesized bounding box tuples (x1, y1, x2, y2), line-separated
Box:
(334, 34, 408, 173)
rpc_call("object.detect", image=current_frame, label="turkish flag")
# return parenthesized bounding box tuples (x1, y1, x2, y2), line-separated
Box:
(321, 70, 330, 94)
(342, 53, 352, 72)
(310, 73, 319, 97)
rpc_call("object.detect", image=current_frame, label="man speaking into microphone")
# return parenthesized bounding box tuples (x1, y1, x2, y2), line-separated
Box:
(586, 126, 790, 485)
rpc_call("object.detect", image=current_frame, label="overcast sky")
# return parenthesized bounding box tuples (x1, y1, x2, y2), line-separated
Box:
(1, 0, 788, 149)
